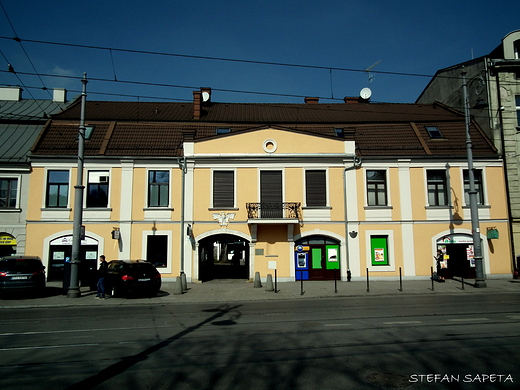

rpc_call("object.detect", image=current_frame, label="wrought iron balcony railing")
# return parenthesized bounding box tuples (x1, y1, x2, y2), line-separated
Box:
(246, 202, 301, 221)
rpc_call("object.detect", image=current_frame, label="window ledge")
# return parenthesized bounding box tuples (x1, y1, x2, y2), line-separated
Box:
(144, 207, 174, 211)
(462, 205, 491, 209)
(208, 207, 239, 211)
(425, 206, 453, 210)
(364, 206, 393, 210)
(84, 208, 113, 211)
(0, 208, 22, 213)
(41, 207, 72, 211)
(302, 206, 332, 210)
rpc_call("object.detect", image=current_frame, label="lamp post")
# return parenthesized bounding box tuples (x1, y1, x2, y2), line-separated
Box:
(462, 69, 486, 288)
(68, 73, 88, 298)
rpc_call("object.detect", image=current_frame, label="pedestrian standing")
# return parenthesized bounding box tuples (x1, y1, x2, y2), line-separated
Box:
(435, 249, 445, 282)
(96, 255, 108, 299)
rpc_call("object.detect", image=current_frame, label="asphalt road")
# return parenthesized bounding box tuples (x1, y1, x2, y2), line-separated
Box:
(0, 293, 519, 389)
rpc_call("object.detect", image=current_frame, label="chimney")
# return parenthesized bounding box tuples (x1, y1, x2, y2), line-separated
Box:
(193, 91, 202, 120)
(344, 96, 361, 104)
(53, 88, 67, 103)
(304, 97, 319, 104)
(0, 87, 22, 101)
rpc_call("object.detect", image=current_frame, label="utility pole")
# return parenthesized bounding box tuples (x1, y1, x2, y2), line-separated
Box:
(462, 69, 486, 288)
(68, 73, 88, 298)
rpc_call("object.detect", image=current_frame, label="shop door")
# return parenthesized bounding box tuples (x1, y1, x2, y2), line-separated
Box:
(260, 171, 283, 218)
(48, 245, 98, 286)
(309, 245, 340, 281)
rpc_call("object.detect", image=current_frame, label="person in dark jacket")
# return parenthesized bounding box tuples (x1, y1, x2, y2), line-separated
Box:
(96, 255, 108, 299)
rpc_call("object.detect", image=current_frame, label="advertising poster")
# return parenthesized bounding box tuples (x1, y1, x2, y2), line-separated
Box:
(374, 248, 385, 262)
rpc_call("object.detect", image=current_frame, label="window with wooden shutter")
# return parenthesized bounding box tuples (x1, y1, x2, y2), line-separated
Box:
(213, 171, 234, 208)
(305, 170, 326, 207)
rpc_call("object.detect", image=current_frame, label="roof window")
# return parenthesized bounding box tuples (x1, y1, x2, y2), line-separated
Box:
(425, 126, 443, 139)
(334, 128, 344, 137)
(216, 127, 231, 135)
(76, 125, 95, 140)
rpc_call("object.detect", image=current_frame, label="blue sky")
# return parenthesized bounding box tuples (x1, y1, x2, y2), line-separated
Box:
(0, 0, 519, 104)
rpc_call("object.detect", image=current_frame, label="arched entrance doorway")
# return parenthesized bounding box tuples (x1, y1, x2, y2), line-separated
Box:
(198, 234, 249, 281)
(436, 234, 476, 279)
(294, 235, 340, 281)
(48, 235, 99, 287)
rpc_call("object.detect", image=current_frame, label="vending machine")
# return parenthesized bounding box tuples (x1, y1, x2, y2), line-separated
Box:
(295, 245, 309, 280)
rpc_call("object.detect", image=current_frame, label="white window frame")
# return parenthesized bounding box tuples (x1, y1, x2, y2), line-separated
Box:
(146, 168, 172, 208)
(303, 168, 329, 208)
(366, 230, 395, 272)
(142, 230, 172, 274)
(0, 174, 21, 210)
(210, 168, 237, 209)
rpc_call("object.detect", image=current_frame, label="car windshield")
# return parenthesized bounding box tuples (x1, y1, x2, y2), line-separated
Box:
(0, 259, 43, 273)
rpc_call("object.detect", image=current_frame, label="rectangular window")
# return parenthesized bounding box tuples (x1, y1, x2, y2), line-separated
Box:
(0, 178, 18, 208)
(148, 170, 169, 207)
(464, 169, 484, 205)
(86, 171, 109, 208)
(305, 170, 327, 207)
(213, 171, 234, 208)
(427, 170, 448, 206)
(46, 170, 69, 208)
(371, 236, 389, 266)
(147, 235, 168, 268)
(366, 170, 387, 206)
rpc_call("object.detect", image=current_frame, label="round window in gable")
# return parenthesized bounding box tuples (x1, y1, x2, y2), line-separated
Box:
(263, 139, 277, 153)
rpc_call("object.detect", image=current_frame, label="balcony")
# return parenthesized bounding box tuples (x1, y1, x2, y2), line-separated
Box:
(246, 202, 301, 223)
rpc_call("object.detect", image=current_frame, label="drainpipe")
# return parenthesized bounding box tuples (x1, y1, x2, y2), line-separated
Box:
(177, 156, 187, 275)
(343, 157, 362, 280)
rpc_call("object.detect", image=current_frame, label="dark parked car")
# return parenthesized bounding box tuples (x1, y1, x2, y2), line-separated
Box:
(0, 256, 46, 295)
(106, 260, 161, 297)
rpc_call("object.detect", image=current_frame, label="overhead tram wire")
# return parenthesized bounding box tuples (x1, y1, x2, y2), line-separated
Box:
(0, 2, 56, 103)
(2, 69, 514, 124)
(0, 35, 444, 81)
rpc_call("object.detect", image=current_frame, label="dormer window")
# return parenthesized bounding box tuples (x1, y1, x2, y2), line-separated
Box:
(334, 128, 344, 137)
(216, 127, 231, 135)
(425, 126, 444, 139)
(514, 39, 520, 59)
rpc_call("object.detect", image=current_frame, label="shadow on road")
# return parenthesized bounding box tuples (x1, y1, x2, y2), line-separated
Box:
(64, 303, 242, 390)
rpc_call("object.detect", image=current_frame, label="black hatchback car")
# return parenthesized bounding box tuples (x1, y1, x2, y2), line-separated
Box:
(0, 256, 46, 295)
(106, 260, 161, 297)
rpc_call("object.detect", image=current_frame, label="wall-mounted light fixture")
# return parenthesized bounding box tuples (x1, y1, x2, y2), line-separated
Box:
(349, 231, 358, 238)
(111, 228, 120, 240)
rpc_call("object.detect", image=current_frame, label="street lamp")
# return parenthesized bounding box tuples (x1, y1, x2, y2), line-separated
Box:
(462, 69, 487, 288)
(68, 73, 88, 298)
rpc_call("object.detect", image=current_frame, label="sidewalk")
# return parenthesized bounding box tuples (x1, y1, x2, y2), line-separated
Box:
(2, 277, 520, 309)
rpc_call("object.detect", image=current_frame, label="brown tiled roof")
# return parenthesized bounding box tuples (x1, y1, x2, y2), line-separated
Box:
(33, 100, 497, 159)
(52, 100, 463, 124)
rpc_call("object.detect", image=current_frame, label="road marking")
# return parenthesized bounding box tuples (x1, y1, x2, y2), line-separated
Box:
(324, 324, 351, 327)
(447, 318, 489, 322)
(0, 343, 99, 351)
(0, 325, 168, 337)
(383, 321, 421, 325)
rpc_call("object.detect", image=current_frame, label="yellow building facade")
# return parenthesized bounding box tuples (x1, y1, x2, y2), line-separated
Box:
(24, 95, 513, 287)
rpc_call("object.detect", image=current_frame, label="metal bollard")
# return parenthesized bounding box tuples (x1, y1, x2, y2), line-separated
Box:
(366, 268, 370, 292)
(334, 269, 338, 293)
(431, 266, 434, 291)
(399, 267, 403, 292)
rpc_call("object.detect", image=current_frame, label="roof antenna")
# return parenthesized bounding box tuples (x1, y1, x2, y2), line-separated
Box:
(365, 60, 382, 86)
